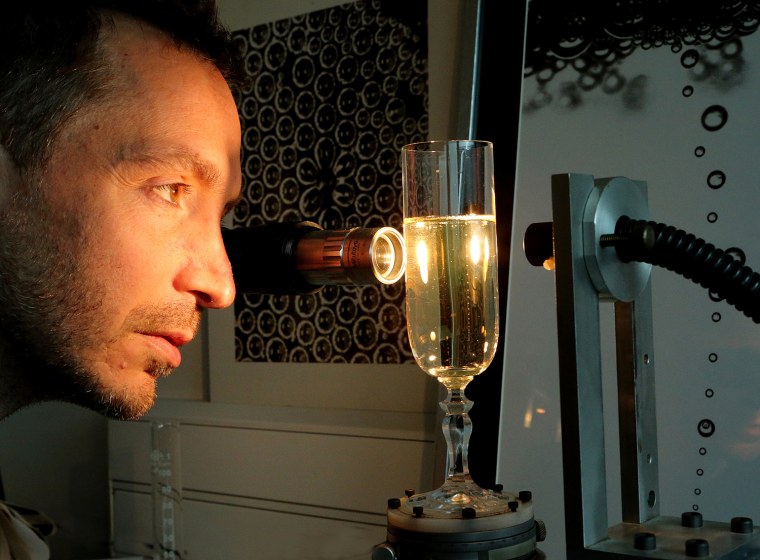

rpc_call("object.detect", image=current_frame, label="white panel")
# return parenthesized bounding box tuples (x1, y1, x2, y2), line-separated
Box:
(183, 498, 384, 560)
(108, 400, 437, 556)
(180, 424, 434, 513)
(500, 17, 760, 560)
(111, 488, 152, 557)
(108, 401, 437, 498)
(146, 399, 437, 440)
(111, 485, 386, 560)
(108, 404, 436, 513)
(108, 419, 152, 484)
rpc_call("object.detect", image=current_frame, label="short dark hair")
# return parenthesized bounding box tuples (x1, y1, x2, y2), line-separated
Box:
(0, 0, 245, 172)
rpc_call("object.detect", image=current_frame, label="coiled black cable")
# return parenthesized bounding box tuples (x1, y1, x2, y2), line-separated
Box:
(611, 215, 760, 323)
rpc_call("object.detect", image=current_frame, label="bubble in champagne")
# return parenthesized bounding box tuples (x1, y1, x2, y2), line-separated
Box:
(701, 105, 728, 131)
(706, 170, 726, 189)
(681, 49, 700, 68)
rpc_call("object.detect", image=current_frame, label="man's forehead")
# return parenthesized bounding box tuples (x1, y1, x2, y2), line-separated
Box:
(98, 13, 215, 92)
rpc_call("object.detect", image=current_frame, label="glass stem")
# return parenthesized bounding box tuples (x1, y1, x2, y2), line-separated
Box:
(440, 382, 473, 483)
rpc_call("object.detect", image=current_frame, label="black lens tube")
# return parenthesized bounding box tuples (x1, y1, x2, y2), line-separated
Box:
(222, 222, 406, 295)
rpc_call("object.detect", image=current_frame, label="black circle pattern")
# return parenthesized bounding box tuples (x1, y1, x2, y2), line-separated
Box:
(230, 0, 426, 363)
(522, 1, 760, 112)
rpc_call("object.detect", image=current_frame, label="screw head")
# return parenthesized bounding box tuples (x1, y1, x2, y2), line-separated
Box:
(685, 538, 709, 557)
(731, 517, 754, 534)
(372, 543, 398, 560)
(634, 532, 656, 551)
(682, 511, 704, 528)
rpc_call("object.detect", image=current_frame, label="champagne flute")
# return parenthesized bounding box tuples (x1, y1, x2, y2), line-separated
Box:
(401, 140, 508, 517)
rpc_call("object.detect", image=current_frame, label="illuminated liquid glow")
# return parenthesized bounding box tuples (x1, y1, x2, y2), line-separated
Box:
(402, 214, 511, 516)
(404, 215, 499, 386)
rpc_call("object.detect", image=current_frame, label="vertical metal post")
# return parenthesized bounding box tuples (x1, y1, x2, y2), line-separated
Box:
(614, 286, 660, 525)
(551, 173, 610, 553)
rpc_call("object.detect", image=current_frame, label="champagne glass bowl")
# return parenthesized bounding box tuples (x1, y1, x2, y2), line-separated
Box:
(401, 140, 510, 517)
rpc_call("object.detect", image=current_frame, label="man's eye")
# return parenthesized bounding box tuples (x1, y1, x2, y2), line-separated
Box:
(154, 183, 188, 205)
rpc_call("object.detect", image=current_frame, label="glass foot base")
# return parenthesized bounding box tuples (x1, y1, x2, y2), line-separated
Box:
(401, 481, 515, 518)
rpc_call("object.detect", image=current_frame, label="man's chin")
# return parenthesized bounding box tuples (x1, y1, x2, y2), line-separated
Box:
(67, 361, 170, 420)
(101, 363, 173, 420)
(101, 397, 156, 421)
(72, 381, 158, 421)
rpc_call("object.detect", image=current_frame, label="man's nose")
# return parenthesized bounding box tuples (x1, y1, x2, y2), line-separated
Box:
(177, 228, 236, 309)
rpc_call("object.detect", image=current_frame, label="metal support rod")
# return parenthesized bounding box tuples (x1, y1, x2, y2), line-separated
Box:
(614, 289, 660, 524)
(551, 173, 610, 552)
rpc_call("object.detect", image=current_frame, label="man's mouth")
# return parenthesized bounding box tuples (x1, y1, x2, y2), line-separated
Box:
(139, 332, 191, 369)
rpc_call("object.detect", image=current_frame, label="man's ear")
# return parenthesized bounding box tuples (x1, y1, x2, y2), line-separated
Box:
(0, 145, 20, 207)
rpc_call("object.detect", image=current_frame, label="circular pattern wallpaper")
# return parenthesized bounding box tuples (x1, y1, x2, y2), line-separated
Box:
(230, 0, 427, 363)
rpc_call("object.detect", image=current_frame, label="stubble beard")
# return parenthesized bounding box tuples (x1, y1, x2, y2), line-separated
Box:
(0, 179, 191, 420)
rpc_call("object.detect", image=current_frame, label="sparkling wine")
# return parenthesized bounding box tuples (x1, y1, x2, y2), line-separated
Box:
(404, 215, 499, 382)
(399, 140, 510, 518)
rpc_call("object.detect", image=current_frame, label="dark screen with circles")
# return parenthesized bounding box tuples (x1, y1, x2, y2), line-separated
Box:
(231, 0, 427, 364)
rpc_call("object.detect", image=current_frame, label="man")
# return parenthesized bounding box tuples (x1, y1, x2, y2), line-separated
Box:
(0, 0, 244, 421)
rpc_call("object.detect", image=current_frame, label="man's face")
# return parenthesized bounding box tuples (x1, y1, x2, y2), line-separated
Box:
(0, 17, 241, 419)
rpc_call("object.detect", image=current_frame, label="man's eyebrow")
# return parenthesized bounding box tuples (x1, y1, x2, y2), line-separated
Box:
(112, 145, 222, 186)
